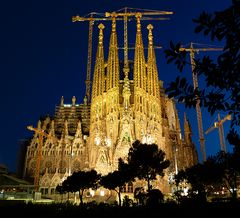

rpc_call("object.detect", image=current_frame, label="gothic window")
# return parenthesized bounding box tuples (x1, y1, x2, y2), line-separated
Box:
(127, 182, 133, 193)
(50, 188, 55, 195)
(40, 188, 44, 195)
(100, 155, 105, 163)
(44, 188, 48, 195)
(45, 161, 54, 173)
(121, 185, 127, 193)
(59, 160, 67, 174)
(72, 160, 81, 173)
(45, 161, 52, 168)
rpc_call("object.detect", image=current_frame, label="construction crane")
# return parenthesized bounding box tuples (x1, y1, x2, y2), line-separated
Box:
(105, 8, 173, 75)
(179, 42, 222, 162)
(72, 7, 173, 101)
(27, 124, 58, 192)
(205, 113, 231, 152)
(72, 12, 103, 105)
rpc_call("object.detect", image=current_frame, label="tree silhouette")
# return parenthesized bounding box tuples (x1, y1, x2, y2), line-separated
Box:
(133, 187, 146, 205)
(214, 151, 240, 200)
(63, 169, 101, 205)
(147, 189, 164, 207)
(164, 0, 240, 149)
(100, 170, 128, 206)
(56, 184, 66, 202)
(126, 140, 170, 192)
(175, 156, 224, 202)
(174, 150, 240, 202)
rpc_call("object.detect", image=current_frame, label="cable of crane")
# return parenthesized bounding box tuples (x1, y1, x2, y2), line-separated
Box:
(115, 7, 174, 14)
(181, 42, 223, 49)
(83, 12, 106, 18)
(73, 17, 170, 22)
(118, 46, 162, 50)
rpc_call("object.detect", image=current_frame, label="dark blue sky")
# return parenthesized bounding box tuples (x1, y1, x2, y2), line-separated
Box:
(0, 0, 232, 172)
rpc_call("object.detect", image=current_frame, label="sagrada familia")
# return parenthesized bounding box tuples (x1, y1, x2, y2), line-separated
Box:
(22, 11, 198, 199)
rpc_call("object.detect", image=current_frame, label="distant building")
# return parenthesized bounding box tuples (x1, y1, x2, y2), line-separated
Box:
(0, 163, 34, 200)
(0, 164, 8, 174)
(16, 139, 29, 178)
(22, 13, 198, 199)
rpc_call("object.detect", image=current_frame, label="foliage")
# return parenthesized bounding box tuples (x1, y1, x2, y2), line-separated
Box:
(175, 157, 224, 202)
(134, 187, 147, 205)
(56, 184, 66, 202)
(62, 169, 101, 205)
(214, 151, 240, 199)
(99, 141, 169, 206)
(164, 0, 240, 147)
(122, 195, 134, 207)
(126, 140, 170, 192)
(175, 149, 240, 201)
(146, 189, 164, 207)
(100, 170, 129, 206)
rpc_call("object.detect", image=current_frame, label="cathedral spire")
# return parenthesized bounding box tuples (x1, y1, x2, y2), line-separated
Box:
(184, 112, 192, 144)
(147, 24, 160, 99)
(133, 13, 147, 115)
(123, 75, 131, 111)
(92, 23, 105, 100)
(60, 96, 64, 106)
(64, 119, 69, 136)
(106, 13, 119, 91)
(134, 13, 146, 91)
(72, 96, 76, 106)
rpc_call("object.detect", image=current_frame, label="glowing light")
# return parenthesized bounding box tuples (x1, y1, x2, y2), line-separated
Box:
(94, 136, 101, 145)
(89, 189, 95, 196)
(105, 138, 111, 147)
(183, 187, 189, 196)
(142, 134, 154, 144)
(100, 190, 105, 196)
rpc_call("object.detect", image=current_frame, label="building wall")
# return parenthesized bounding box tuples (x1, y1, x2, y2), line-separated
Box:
(23, 18, 198, 197)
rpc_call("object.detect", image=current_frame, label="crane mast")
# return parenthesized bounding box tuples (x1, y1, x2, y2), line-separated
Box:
(205, 113, 231, 152)
(85, 16, 94, 104)
(180, 42, 222, 162)
(123, 8, 129, 73)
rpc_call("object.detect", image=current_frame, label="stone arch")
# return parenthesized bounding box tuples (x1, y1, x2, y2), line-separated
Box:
(50, 175, 61, 187)
(58, 160, 67, 174)
(40, 174, 51, 187)
(43, 159, 56, 174)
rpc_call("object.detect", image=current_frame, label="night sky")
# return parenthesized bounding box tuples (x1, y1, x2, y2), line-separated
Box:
(0, 0, 232, 172)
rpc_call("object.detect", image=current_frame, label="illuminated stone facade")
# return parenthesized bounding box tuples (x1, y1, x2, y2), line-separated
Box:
(23, 17, 198, 197)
